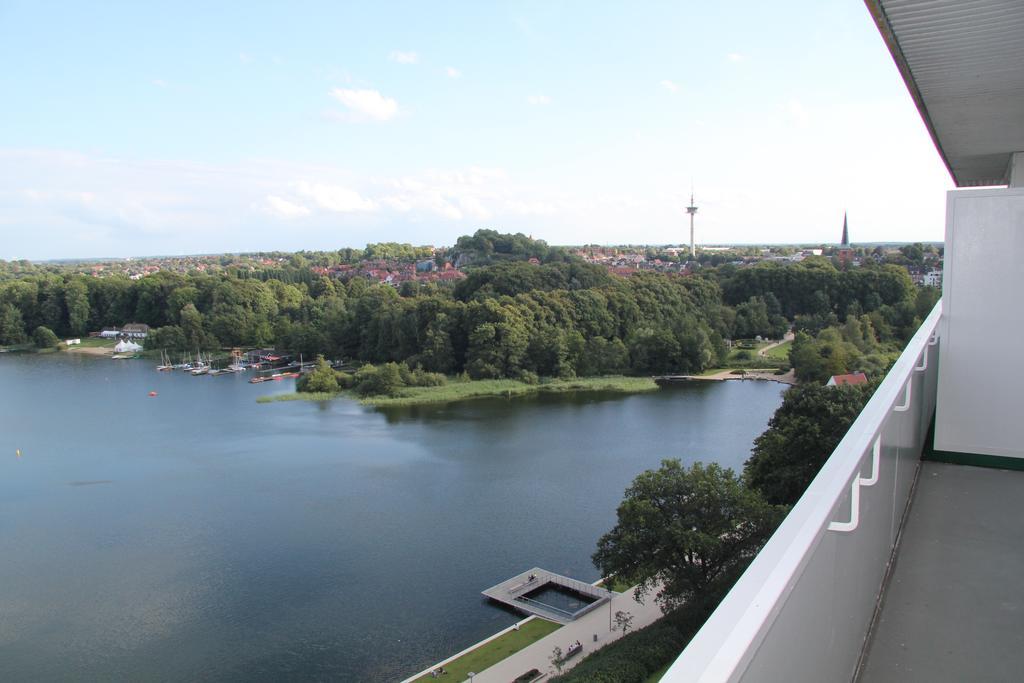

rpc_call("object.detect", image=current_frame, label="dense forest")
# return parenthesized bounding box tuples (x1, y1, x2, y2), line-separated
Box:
(0, 231, 936, 382)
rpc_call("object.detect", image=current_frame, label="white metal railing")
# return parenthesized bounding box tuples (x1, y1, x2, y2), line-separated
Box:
(663, 300, 942, 683)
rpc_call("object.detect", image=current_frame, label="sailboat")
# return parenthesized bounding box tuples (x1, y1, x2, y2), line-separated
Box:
(156, 350, 174, 371)
(190, 351, 209, 375)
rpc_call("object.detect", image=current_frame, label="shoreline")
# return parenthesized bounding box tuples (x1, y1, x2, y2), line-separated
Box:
(659, 368, 797, 386)
(65, 345, 115, 357)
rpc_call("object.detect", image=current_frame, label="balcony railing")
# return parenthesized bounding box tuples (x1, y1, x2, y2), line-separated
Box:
(663, 300, 942, 682)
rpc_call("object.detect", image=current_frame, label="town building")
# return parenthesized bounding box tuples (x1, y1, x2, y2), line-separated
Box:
(826, 372, 868, 387)
(120, 323, 150, 339)
(836, 212, 855, 266)
(922, 269, 942, 288)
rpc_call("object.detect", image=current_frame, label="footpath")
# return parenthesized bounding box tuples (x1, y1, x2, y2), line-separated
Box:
(472, 585, 665, 682)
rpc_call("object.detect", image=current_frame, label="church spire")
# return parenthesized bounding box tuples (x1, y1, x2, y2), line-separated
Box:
(841, 212, 850, 246)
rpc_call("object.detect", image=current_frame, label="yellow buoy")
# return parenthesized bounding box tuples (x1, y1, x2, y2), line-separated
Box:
(15, 449, 21, 458)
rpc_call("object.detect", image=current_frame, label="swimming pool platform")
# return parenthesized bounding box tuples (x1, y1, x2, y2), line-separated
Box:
(482, 567, 613, 624)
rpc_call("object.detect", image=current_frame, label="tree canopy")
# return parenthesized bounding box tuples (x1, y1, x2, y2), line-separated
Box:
(593, 461, 783, 610)
(744, 382, 874, 506)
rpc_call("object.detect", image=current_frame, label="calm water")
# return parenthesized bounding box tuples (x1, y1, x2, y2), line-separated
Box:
(0, 353, 785, 681)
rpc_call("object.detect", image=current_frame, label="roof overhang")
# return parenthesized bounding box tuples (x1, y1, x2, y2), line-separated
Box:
(865, 0, 1024, 187)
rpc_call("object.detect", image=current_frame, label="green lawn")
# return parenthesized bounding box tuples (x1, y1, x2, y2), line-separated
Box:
(413, 618, 561, 682)
(726, 341, 771, 363)
(762, 340, 792, 360)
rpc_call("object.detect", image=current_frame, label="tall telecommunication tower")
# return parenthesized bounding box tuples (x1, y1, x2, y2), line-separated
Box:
(686, 191, 699, 259)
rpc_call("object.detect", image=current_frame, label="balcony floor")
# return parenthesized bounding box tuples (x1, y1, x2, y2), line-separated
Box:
(859, 461, 1024, 682)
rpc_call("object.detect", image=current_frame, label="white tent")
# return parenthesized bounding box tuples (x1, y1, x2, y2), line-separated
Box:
(113, 340, 143, 353)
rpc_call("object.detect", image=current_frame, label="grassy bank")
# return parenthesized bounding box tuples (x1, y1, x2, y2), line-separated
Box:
(256, 376, 659, 407)
(74, 338, 117, 349)
(412, 618, 561, 683)
(365, 375, 659, 407)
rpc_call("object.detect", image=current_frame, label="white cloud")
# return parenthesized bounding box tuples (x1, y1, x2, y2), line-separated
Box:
(458, 196, 490, 220)
(296, 181, 376, 212)
(265, 195, 310, 218)
(446, 66, 462, 79)
(726, 52, 744, 63)
(786, 99, 810, 126)
(389, 50, 419, 64)
(381, 186, 463, 220)
(526, 94, 551, 106)
(152, 79, 168, 88)
(239, 52, 254, 64)
(660, 79, 680, 93)
(329, 88, 399, 121)
(379, 166, 512, 221)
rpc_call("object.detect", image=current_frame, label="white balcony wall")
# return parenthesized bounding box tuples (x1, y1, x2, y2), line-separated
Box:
(663, 303, 941, 683)
(935, 188, 1024, 460)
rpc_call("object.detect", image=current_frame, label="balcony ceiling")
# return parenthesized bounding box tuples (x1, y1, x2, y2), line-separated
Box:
(866, 0, 1024, 186)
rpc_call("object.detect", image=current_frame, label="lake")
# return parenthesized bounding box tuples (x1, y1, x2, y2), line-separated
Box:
(0, 353, 785, 681)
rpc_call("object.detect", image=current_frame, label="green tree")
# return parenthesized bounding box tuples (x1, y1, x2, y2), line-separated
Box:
(594, 461, 783, 610)
(733, 296, 771, 339)
(32, 325, 60, 349)
(147, 325, 187, 351)
(744, 383, 874, 506)
(464, 300, 529, 379)
(298, 355, 340, 393)
(626, 327, 680, 374)
(353, 362, 405, 396)
(166, 286, 198, 324)
(0, 303, 27, 344)
(64, 277, 90, 336)
(789, 328, 860, 384)
(417, 315, 456, 373)
(179, 303, 217, 350)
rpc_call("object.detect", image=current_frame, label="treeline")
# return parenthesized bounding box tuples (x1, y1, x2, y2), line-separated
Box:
(1, 232, 935, 382)
(0, 263, 731, 378)
(717, 258, 914, 320)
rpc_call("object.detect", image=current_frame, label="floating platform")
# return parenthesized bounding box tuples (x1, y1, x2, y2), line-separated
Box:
(481, 567, 613, 624)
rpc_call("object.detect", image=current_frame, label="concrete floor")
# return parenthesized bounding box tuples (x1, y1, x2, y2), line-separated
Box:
(859, 462, 1024, 682)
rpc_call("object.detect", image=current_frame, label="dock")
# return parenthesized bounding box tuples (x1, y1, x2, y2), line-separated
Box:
(481, 568, 613, 624)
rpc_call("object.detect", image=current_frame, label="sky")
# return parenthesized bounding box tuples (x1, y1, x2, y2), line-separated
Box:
(0, 1, 954, 260)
